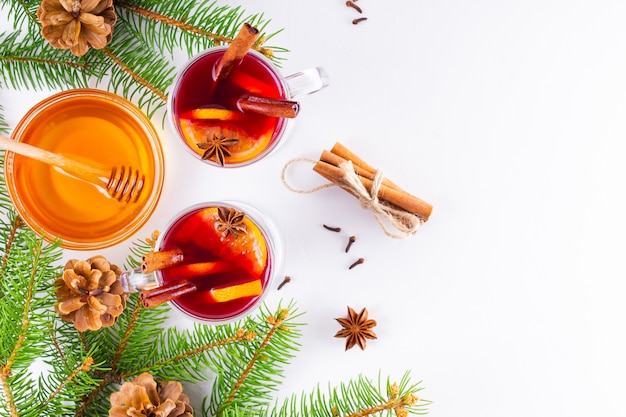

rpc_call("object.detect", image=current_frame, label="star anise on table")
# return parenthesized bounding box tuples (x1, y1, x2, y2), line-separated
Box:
(197, 133, 239, 166)
(334, 306, 377, 351)
(215, 206, 248, 239)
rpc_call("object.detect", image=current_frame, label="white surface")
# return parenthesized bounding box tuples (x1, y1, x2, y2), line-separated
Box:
(3, 1, 626, 416)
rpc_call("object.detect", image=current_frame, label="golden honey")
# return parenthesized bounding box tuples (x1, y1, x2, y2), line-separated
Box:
(5, 89, 164, 250)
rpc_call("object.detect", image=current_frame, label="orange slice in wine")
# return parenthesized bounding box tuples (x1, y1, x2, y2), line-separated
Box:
(177, 118, 273, 165)
(208, 279, 263, 303)
(173, 206, 268, 279)
(182, 108, 244, 121)
(229, 71, 276, 95)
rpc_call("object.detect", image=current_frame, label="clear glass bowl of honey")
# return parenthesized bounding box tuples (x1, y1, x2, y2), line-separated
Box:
(4, 89, 165, 250)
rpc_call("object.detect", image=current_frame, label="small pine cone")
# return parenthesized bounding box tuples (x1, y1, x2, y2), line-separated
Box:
(109, 372, 194, 417)
(37, 0, 117, 57)
(55, 255, 127, 332)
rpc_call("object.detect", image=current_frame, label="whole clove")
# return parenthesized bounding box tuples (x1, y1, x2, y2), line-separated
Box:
(345, 236, 356, 253)
(348, 258, 365, 270)
(352, 17, 368, 25)
(346, 1, 363, 13)
(277, 276, 291, 290)
(323, 224, 342, 232)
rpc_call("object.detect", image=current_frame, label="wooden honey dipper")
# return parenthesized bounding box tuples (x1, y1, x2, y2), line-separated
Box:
(0, 134, 145, 203)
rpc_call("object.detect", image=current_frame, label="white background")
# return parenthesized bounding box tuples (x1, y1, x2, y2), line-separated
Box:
(3, 1, 626, 416)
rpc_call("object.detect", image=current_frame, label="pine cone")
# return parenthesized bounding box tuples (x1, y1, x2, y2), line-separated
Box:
(55, 255, 127, 332)
(109, 372, 194, 417)
(37, 0, 117, 57)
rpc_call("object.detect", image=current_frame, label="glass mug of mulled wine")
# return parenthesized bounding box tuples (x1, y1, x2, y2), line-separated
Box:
(119, 201, 283, 323)
(167, 45, 329, 167)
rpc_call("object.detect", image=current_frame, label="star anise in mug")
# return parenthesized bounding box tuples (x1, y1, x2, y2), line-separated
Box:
(214, 206, 248, 239)
(197, 133, 239, 166)
(334, 306, 377, 350)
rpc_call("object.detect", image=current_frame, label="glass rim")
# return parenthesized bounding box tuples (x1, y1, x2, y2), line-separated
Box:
(166, 46, 292, 168)
(156, 200, 283, 324)
(4, 88, 165, 250)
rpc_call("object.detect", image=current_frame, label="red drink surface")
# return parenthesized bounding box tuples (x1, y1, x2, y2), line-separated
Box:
(159, 206, 272, 321)
(172, 49, 287, 165)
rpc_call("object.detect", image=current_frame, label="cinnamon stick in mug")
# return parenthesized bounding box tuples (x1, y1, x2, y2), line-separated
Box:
(140, 280, 197, 308)
(238, 96, 300, 118)
(142, 248, 184, 273)
(214, 22, 260, 82)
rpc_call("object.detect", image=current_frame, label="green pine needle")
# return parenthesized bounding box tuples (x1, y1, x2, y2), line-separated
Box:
(0, 31, 94, 91)
(271, 372, 430, 417)
(207, 300, 304, 416)
(0, 106, 8, 135)
(0, 0, 41, 35)
(116, 0, 287, 61)
(94, 23, 175, 118)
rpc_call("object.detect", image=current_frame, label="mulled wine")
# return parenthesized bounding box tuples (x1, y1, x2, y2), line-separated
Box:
(157, 203, 276, 322)
(170, 47, 287, 166)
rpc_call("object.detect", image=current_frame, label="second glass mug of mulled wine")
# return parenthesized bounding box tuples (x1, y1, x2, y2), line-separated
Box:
(167, 42, 329, 167)
(119, 201, 283, 323)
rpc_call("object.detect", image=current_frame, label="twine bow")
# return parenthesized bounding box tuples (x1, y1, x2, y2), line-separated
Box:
(281, 158, 424, 239)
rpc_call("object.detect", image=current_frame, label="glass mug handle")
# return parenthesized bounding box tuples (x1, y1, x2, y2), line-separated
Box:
(285, 67, 330, 99)
(119, 267, 159, 293)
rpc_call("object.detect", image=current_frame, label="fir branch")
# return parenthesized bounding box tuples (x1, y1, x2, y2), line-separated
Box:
(94, 22, 176, 118)
(121, 325, 257, 381)
(219, 309, 289, 411)
(38, 357, 93, 411)
(0, 227, 62, 374)
(124, 230, 158, 270)
(0, 368, 20, 417)
(74, 295, 170, 409)
(109, 300, 144, 371)
(47, 323, 69, 368)
(37, 341, 107, 417)
(0, 152, 13, 213)
(102, 46, 167, 103)
(79, 251, 169, 377)
(0, 0, 41, 35)
(209, 301, 303, 416)
(2, 238, 42, 372)
(75, 299, 303, 416)
(0, 31, 94, 91)
(269, 372, 430, 417)
(0, 106, 8, 135)
(115, 0, 285, 61)
(94, 295, 170, 369)
(0, 214, 22, 282)
(0, 185, 64, 416)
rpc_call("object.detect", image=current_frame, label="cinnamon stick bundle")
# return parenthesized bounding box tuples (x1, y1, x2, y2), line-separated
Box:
(313, 143, 433, 221)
